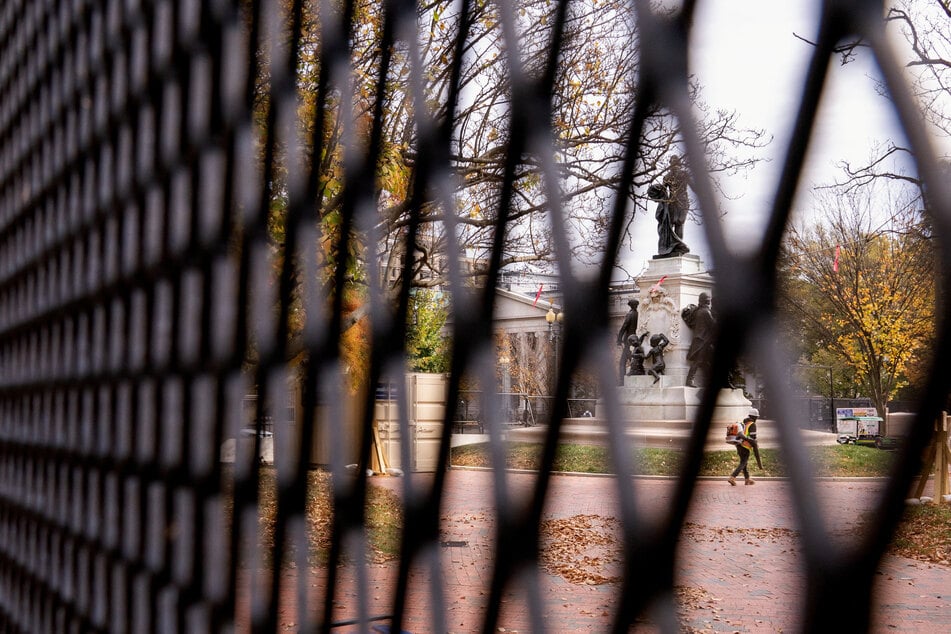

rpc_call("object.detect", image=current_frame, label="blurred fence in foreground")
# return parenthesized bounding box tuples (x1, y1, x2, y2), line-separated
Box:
(0, 1, 949, 632)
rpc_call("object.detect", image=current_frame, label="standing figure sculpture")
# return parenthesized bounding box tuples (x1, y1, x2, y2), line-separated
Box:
(683, 292, 715, 388)
(646, 333, 669, 384)
(647, 183, 690, 259)
(616, 298, 639, 384)
(664, 155, 689, 242)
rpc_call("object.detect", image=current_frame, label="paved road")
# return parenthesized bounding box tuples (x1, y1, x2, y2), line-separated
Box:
(287, 470, 951, 633)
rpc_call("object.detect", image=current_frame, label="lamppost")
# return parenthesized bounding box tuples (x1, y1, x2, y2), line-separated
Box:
(880, 354, 890, 420)
(499, 352, 511, 396)
(827, 366, 834, 430)
(545, 305, 564, 341)
(545, 305, 564, 396)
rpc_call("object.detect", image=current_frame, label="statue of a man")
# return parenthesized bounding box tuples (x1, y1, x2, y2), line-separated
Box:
(647, 179, 689, 259)
(684, 292, 715, 388)
(663, 155, 689, 241)
(616, 298, 639, 384)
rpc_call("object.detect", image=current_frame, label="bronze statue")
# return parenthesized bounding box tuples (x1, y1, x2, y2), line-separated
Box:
(664, 155, 688, 242)
(647, 156, 690, 259)
(683, 292, 714, 388)
(616, 298, 639, 384)
(627, 333, 648, 376)
(646, 333, 669, 384)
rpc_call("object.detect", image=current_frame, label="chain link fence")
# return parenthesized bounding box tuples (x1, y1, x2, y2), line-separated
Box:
(0, 0, 949, 632)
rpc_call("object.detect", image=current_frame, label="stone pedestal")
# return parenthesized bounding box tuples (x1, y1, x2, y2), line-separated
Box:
(619, 374, 752, 425)
(635, 254, 712, 379)
(614, 255, 753, 425)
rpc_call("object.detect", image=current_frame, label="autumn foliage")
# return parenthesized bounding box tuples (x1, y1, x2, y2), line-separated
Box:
(780, 185, 935, 414)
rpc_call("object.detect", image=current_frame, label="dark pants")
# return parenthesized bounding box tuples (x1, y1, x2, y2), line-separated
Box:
(731, 445, 751, 479)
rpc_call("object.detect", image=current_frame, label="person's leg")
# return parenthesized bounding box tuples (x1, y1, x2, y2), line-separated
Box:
(733, 448, 749, 473)
(740, 448, 754, 484)
(729, 446, 748, 484)
(731, 447, 742, 475)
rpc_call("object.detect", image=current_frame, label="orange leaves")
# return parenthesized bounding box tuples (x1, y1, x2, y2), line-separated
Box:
(539, 515, 623, 585)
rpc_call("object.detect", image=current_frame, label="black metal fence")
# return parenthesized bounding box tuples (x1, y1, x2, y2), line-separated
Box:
(454, 392, 600, 429)
(0, 1, 949, 633)
(455, 391, 543, 430)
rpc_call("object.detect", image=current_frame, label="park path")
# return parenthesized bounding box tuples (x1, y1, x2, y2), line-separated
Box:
(272, 470, 951, 633)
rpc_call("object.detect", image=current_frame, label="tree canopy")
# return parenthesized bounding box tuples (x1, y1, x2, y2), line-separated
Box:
(264, 0, 768, 287)
(828, 0, 951, 208)
(780, 184, 935, 415)
(247, 0, 771, 380)
(783, 1, 949, 412)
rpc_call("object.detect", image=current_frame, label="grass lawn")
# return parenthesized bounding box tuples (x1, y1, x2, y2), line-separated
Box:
(449, 441, 898, 477)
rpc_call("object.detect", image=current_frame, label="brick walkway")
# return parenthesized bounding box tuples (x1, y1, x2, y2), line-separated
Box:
(286, 470, 951, 633)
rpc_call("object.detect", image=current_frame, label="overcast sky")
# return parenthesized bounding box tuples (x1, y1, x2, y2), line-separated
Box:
(619, 0, 917, 275)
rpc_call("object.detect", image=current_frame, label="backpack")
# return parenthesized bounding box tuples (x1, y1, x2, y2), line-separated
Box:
(725, 423, 741, 445)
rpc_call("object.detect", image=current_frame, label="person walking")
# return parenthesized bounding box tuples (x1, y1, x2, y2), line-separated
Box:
(728, 408, 762, 486)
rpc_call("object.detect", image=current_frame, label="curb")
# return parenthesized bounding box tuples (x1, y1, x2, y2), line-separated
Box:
(444, 464, 908, 482)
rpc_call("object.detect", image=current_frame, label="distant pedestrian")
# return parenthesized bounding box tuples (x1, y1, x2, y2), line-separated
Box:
(728, 408, 762, 486)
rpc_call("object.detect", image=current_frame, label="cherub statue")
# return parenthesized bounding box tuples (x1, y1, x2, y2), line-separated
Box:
(627, 333, 649, 376)
(646, 333, 670, 384)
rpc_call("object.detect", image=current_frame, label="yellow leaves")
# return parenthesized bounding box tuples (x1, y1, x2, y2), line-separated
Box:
(783, 210, 935, 411)
(340, 292, 371, 393)
(377, 148, 410, 201)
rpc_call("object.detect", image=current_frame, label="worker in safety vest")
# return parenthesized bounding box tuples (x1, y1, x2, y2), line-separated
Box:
(728, 408, 762, 486)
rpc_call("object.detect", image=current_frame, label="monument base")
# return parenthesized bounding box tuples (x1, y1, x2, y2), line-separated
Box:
(630, 254, 713, 379)
(610, 373, 753, 426)
(612, 253, 753, 425)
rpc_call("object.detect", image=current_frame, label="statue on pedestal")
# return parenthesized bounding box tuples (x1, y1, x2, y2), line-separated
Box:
(628, 333, 648, 376)
(683, 292, 714, 388)
(616, 298, 639, 384)
(664, 155, 689, 243)
(646, 333, 669, 384)
(646, 156, 690, 259)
